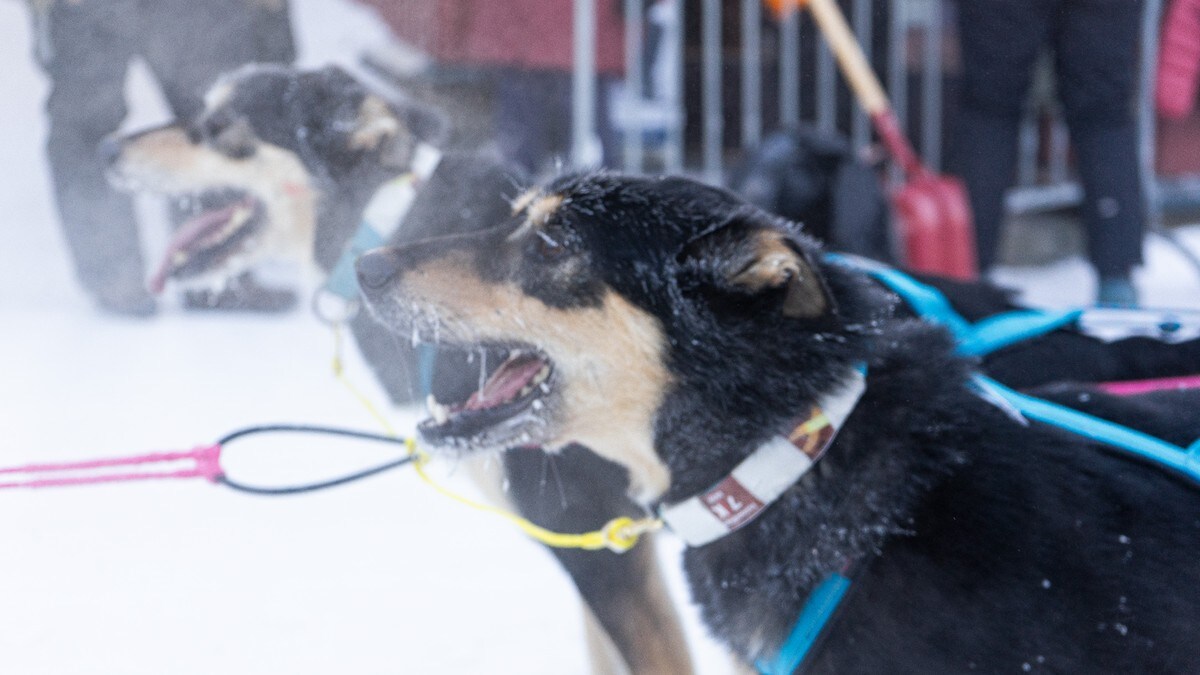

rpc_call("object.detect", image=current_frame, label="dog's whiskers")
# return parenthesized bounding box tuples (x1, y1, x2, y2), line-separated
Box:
(477, 347, 488, 394)
(546, 452, 568, 511)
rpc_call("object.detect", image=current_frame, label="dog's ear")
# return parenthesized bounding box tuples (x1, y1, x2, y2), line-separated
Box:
(681, 214, 835, 319)
(348, 94, 406, 153)
(348, 94, 447, 169)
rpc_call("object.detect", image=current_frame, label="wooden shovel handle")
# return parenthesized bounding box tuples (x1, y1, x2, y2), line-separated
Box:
(803, 0, 889, 114)
(802, 0, 925, 176)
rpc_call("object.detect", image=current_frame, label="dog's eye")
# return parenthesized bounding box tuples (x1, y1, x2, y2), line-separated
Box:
(202, 112, 257, 159)
(220, 137, 257, 160)
(201, 111, 232, 139)
(533, 230, 568, 261)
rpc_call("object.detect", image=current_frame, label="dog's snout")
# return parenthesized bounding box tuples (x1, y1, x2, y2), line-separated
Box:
(356, 247, 405, 290)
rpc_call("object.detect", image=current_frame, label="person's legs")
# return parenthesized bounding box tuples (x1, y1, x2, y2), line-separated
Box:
(494, 68, 562, 175)
(595, 74, 622, 169)
(948, 0, 1054, 272)
(1055, 0, 1144, 305)
(495, 68, 619, 173)
(142, 0, 295, 120)
(39, 1, 154, 315)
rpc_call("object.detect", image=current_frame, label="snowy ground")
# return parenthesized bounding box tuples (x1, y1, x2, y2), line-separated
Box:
(1, 2, 1199, 675)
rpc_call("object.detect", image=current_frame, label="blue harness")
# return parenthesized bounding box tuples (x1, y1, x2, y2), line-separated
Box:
(759, 257, 1200, 675)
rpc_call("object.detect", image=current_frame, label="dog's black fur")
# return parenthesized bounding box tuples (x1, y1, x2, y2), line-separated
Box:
(111, 67, 1199, 674)
(358, 172, 1200, 673)
(108, 66, 699, 674)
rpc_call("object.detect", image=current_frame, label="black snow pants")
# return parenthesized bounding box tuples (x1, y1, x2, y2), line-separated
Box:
(949, 0, 1144, 277)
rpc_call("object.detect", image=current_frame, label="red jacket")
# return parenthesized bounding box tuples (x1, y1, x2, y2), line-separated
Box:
(359, 0, 626, 75)
(1158, 0, 1200, 119)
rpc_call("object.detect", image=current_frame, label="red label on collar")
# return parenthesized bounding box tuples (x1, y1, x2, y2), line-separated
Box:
(702, 476, 765, 530)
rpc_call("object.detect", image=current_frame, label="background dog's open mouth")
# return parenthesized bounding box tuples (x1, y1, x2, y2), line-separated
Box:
(148, 189, 264, 293)
(420, 349, 555, 449)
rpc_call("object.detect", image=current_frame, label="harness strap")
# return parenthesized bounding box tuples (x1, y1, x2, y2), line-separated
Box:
(825, 254, 974, 340)
(757, 573, 853, 675)
(825, 254, 1200, 358)
(321, 143, 444, 303)
(317, 144, 443, 395)
(957, 309, 1083, 356)
(1099, 374, 1200, 396)
(830, 254, 1083, 357)
(759, 256, 1200, 673)
(759, 373, 1200, 674)
(971, 375, 1200, 485)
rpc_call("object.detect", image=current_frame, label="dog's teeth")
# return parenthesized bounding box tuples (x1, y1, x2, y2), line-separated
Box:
(228, 205, 252, 228)
(531, 400, 544, 411)
(519, 385, 532, 397)
(426, 394, 450, 424)
(539, 382, 551, 394)
(531, 366, 550, 386)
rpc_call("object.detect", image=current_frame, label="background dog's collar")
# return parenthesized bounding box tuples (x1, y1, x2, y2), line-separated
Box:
(658, 366, 867, 547)
(318, 143, 443, 308)
(409, 142, 442, 183)
(358, 142, 442, 237)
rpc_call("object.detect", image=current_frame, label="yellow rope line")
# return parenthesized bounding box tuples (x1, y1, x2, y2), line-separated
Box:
(330, 326, 659, 552)
(331, 325, 399, 437)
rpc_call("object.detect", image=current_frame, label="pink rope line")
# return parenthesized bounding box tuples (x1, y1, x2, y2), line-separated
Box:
(0, 444, 223, 490)
(1098, 374, 1200, 397)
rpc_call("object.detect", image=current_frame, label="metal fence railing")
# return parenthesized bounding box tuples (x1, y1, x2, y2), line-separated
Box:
(574, 0, 1180, 228)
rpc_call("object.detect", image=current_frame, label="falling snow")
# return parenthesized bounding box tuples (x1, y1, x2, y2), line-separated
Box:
(1, 1, 1199, 674)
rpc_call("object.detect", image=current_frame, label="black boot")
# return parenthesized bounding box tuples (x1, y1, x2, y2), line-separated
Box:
(93, 281, 158, 318)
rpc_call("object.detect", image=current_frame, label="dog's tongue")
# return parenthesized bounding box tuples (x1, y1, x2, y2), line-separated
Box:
(463, 354, 545, 411)
(148, 201, 248, 294)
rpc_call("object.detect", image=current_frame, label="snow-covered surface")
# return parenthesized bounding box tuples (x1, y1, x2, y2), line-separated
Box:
(1, 2, 1198, 674)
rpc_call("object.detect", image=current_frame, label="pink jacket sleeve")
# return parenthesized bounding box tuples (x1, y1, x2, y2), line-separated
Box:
(1158, 0, 1200, 119)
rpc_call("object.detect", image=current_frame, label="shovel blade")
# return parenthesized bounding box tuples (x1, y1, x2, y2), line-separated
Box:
(893, 174, 978, 280)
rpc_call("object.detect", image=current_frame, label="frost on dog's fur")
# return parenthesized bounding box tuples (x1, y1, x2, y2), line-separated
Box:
(359, 172, 1200, 672)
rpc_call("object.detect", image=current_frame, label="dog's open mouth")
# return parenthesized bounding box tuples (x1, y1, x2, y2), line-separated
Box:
(421, 346, 557, 451)
(149, 189, 265, 293)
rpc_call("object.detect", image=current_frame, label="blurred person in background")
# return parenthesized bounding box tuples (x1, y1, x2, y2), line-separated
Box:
(358, 0, 627, 175)
(475, 0, 626, 173)
(26, 0, 296, 316)
(948, 0, 1145, 307)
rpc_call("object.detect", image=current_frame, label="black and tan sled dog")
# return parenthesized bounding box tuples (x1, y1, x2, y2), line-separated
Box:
(107, 65, 1200, 673)
(103, 65, 695, 673)
(357, 173, 1200, 673)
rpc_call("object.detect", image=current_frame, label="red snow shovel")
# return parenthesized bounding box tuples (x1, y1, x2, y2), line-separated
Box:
(802, 0, 978, 279)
